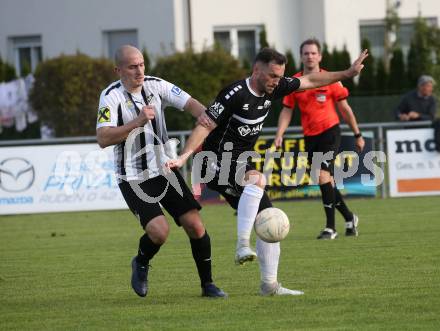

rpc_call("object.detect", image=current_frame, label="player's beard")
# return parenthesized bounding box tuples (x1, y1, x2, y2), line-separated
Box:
(266, 86, 275, 94)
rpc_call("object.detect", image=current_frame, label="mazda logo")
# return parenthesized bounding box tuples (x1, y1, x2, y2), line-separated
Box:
(0, 158, 35, 192)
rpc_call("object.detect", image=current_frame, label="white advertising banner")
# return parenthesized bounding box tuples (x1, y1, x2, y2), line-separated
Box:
(0, 144, 128, 215)
(387, 128, 440, 197)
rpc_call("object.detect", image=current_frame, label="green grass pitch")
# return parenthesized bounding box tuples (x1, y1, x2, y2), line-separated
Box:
(1, 196, 440, 330)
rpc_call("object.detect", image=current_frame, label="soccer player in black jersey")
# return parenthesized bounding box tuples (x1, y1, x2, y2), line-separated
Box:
(167, 47, 368, 295)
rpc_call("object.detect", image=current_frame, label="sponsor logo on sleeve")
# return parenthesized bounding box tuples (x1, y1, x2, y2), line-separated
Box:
(208, 102, 225, 119)
(171, 85, 182, 96)
(97, 106, 111, 123)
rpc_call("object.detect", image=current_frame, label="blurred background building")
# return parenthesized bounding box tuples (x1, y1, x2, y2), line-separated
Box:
(0, 0, 439, 140)
(1, 0, 439, 76)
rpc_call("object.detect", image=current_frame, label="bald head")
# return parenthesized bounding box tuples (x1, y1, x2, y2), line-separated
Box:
(115, 45, 143, 66)
(114, 45, 145, 92)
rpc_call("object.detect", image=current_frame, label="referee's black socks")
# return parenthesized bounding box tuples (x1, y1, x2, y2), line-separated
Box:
(190, 231, 213, 287)
(136, 233, 161, 266)
(334, 187, 353, 222)
(319, 182, 336, 230)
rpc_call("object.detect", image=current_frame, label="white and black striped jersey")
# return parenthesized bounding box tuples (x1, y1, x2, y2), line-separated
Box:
(203, 76, 301, 158)
(97, 76, 190, 181)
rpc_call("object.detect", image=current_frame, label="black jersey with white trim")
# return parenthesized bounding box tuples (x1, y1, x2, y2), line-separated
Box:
(203, 76, 300, 158)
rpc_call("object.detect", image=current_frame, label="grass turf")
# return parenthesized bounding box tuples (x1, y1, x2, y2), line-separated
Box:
(1, 196, 439, 330)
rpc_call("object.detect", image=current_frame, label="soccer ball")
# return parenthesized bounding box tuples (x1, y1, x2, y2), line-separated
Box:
(254, 207, 290, 243)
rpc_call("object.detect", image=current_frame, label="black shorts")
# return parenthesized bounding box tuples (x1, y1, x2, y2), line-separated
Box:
(201, 156, 272, 212)
(118, 169, 201, 228)
(304, 124, 341, 175)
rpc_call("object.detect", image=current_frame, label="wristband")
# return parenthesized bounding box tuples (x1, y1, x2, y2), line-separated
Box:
(354, 132, 362, 138)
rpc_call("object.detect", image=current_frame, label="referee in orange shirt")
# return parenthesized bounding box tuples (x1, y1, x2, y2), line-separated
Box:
(275, 38, 365, 240)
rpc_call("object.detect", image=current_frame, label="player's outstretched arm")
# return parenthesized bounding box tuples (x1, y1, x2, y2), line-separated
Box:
(184, 97, 206, 118)
(184, 97, 214, 128)
(166, 122, 216, 169)
(298, 49, 368, 91)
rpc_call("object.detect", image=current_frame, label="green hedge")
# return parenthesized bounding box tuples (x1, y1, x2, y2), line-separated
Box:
(28, 49, 245, 136)
(0, 56, 16, 82)
(30, 54, 116, 137)
(151, 48, 247, 130)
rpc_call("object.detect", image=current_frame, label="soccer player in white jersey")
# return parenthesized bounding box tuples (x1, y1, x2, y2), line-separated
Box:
(96, 45, 226, 298)
(167, 47, 368, 295)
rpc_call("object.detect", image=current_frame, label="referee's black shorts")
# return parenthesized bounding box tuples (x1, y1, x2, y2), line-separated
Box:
(118, 169, 201, 228)
(201, 156, 272, 212)
(304, 124, 341, 175)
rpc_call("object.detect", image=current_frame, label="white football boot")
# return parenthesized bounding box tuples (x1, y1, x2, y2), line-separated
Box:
(260, 282, 304, 296)
(235, 245, 257, 265)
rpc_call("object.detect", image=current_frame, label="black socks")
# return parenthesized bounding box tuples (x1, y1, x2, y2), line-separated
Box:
(136, 233, 161, 266)
(334, 187, 353, 221)
(319, 182, 336, 230)
(136, 231, 213, 288)
(190, 231, 213, 287)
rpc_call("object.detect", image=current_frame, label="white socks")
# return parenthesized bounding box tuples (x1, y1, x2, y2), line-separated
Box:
(237, 184, 280, 285)
(237, 184, 264, 248)
(256, 237, 280, 284)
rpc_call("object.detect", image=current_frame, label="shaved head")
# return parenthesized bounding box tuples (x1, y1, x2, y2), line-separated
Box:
(114, 45, 145, 92)
(115, 45, 142, 66)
